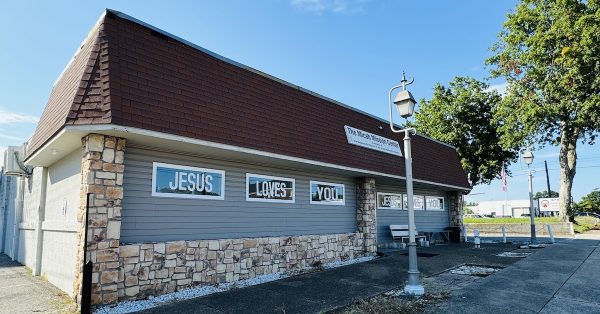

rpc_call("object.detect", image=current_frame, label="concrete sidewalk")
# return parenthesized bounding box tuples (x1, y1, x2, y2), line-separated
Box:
(138, 243, 523, 314)
(0, 253, 76, 314)
(432, 234, 600, 313)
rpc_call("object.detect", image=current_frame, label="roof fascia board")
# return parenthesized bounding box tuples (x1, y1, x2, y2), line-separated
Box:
(63, 123, 470, 191)
(23, 128, 66, 163)
(105, 9, 456, 150)
(53, 11, 106, 88)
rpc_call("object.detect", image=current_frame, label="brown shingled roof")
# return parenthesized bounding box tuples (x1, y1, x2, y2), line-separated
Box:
(28, 10, 470, 190)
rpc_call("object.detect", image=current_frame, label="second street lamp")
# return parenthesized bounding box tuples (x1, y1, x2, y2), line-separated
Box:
(522, 147, 538, 245)
(388, 72, 424, 296)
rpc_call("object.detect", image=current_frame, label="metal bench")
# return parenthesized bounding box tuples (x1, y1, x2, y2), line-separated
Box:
(390, 224, 426, 244)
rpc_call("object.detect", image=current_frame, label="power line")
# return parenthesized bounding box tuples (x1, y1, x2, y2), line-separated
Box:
(509, 164, 600, 177)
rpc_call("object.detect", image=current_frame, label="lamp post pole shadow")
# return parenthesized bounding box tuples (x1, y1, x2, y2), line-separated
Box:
(388, 72, 424, 295)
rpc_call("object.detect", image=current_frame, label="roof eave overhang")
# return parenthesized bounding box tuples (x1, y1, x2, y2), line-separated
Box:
(25, 124, 472, 192)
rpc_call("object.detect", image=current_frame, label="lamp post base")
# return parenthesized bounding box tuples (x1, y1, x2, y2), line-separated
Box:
(404, 284, 425, 296)
(405, 241, 424, 296)
(530, 224, 538, 245)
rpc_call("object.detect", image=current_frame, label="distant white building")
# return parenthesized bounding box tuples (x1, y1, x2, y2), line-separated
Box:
(472, 199, 538, 218)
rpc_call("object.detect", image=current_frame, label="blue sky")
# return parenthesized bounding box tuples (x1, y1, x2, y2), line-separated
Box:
(1, 0, 598, 201)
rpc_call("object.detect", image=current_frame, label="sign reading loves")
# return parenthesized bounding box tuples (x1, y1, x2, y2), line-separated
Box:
(246, 174, 295, 203)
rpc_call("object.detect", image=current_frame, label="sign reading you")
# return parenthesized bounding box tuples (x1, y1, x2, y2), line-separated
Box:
(152, 162, 225, 199)
(247, 174, 295, 203)
(344, 125, 402, 156)
(310, 181, 345, 205)
(425, 196, 444, 210)
(377, 192, 403, 209)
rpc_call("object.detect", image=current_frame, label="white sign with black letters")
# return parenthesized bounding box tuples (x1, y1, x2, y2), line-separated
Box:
(310, 181, 345, 205)
(377, 192, 404, 210)
(425, 196, 445, 210)
(152, 162, 225, 200)
(246, 173, 295, 203)
(344, 125, 402, 156)
(403, 195, 425, 210)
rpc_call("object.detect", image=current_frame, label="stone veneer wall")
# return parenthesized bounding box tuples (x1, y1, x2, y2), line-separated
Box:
(448, 191, 464, 232)
(73, 134, 126, 305)
(356, 177, 377, 254)
(118, 233, 366, 300)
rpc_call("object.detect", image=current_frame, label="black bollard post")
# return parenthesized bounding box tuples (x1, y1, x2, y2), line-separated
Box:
(80, 193, 93, 314)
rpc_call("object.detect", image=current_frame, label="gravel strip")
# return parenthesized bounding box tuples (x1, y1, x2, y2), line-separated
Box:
(94, 255, 376, 313)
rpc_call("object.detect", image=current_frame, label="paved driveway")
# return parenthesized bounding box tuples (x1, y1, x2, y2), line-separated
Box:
(0, 254, 75, 314)
(432, 233, 600, 313)
(139, 243, 523, 314)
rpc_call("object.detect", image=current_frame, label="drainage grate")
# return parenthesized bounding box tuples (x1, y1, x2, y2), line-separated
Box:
(400, 252, 440, 258)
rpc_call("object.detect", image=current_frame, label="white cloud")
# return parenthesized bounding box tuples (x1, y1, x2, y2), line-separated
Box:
(291, 0, 368, 14)
(0, 106, 39, 124)
(486, 82, 508, 96)
(0, 131, 24, 141)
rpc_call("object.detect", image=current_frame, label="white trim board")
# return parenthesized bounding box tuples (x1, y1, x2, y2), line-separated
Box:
(26, 124, 471, 192)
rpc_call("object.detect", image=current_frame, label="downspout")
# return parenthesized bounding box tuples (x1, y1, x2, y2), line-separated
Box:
(11, 176, 25, 261)
(34, 167, 48, 275)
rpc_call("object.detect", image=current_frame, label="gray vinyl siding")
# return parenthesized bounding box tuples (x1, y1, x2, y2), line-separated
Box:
(121, 147, 357, 243)
(376, 185, 449, 244)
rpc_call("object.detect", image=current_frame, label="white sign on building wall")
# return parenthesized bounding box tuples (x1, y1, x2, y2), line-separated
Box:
(344, 125, 402, 156)
(152, 162, 225, 200)
(246, 173, 295, 203)
(310, 181, 345, 205)
(403, 195, 425, 210)
(539, 197, 560, 212)
(425, 196, 444, 210)
(377, 192, 404, 209)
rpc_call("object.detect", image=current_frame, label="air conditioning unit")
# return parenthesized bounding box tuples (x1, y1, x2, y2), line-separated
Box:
(3, 145, 27, 176)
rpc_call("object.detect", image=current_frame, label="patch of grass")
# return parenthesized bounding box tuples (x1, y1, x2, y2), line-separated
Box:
(464, 217, 560, 224)
(50, 292, 78, 314)
(573, 217, 600, 233)
(342, 296, 424, 314)
(339, 292, 450, 314)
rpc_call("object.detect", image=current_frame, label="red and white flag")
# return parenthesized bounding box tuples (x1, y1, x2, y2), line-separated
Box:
(501, 166, 507, 192)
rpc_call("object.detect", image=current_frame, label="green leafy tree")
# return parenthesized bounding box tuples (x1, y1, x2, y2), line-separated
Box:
(487, 0, 600, 221)
(574, 190, 600, 212)
(414, 77, 518, 187)
(534, 190, 559, 199)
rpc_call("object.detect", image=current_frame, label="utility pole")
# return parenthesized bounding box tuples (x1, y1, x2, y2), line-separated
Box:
(544, 160, 551, 196)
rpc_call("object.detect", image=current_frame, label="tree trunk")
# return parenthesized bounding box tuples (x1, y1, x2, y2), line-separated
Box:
(558, 128, 577, 222)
